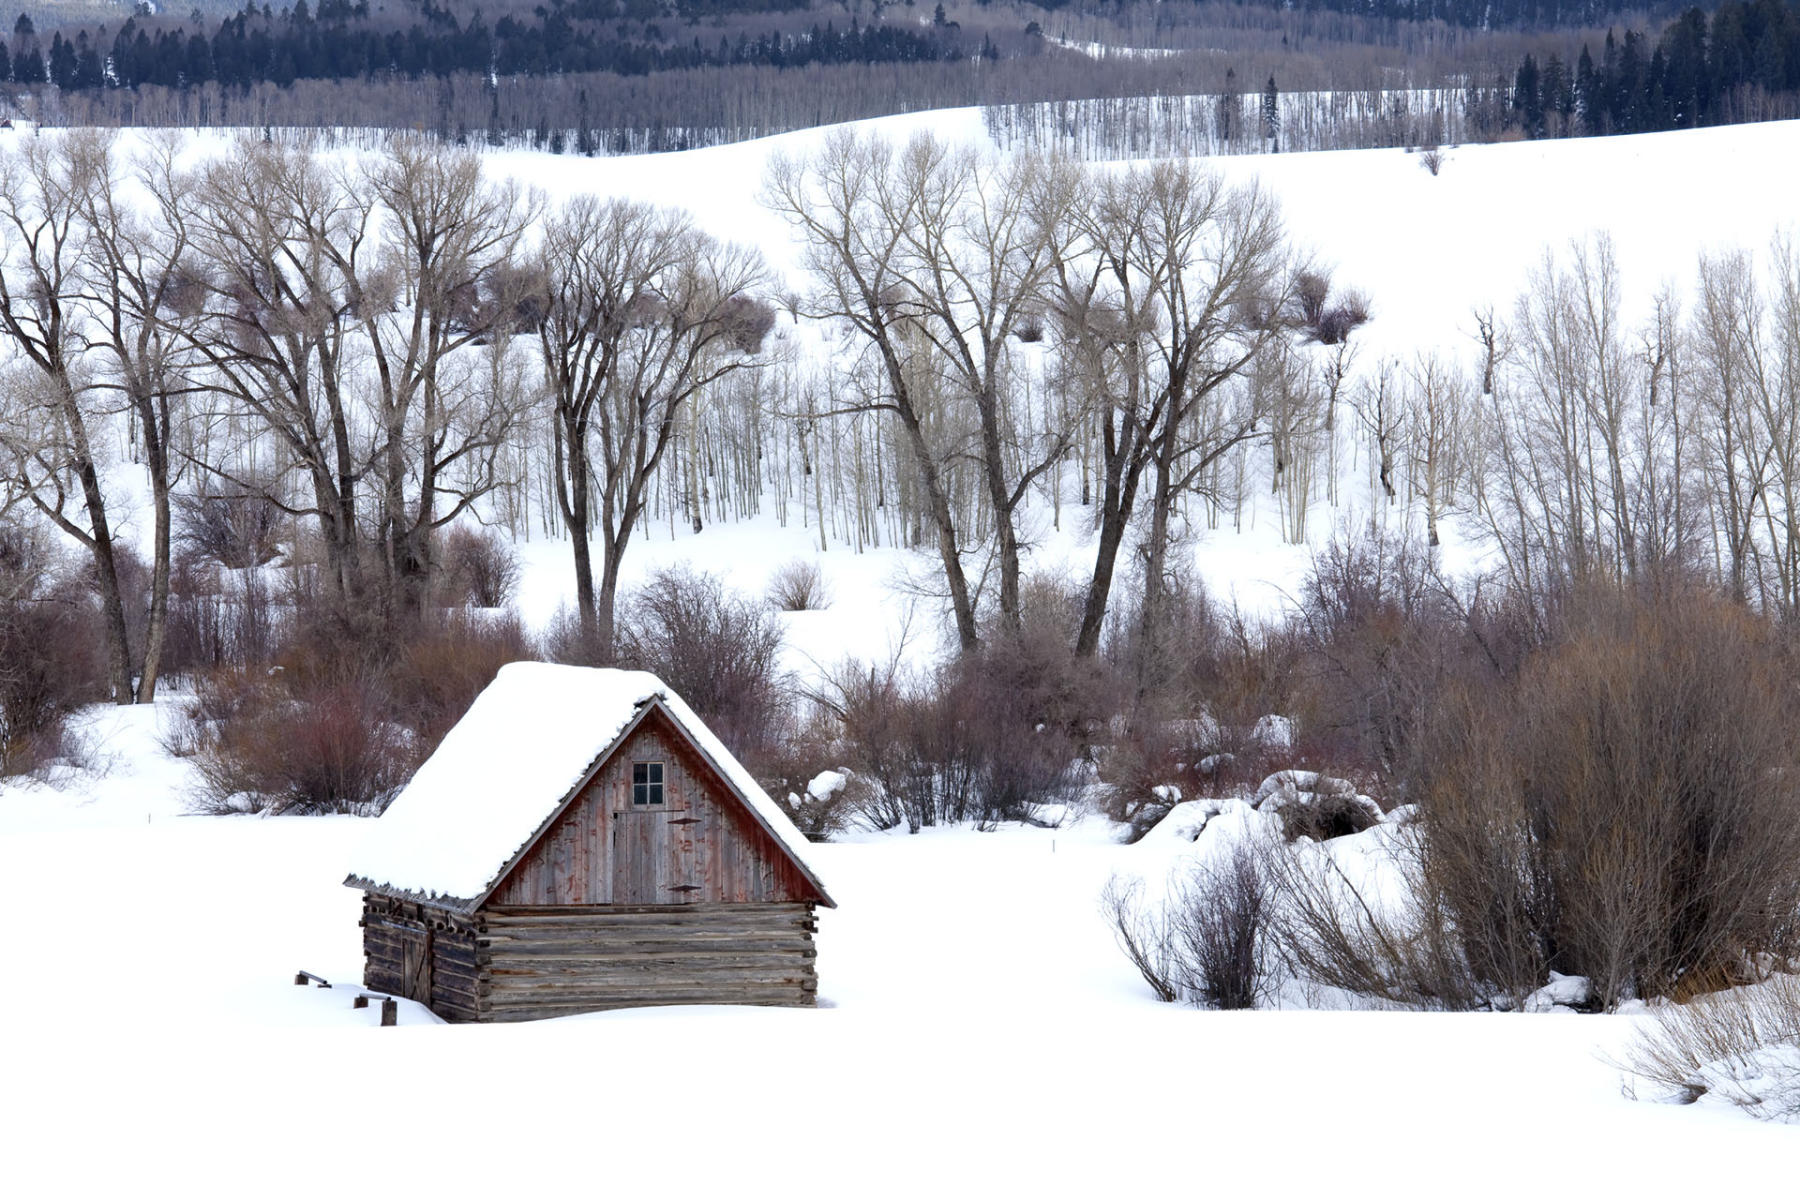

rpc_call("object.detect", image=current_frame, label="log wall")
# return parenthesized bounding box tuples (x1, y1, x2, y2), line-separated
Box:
(361, 894, 484, 1022)
(490, 711, 817, 908)
(475, 902, 819, 1023)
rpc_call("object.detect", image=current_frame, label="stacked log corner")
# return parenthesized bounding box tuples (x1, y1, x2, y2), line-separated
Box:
(361, 894, 484, 1022)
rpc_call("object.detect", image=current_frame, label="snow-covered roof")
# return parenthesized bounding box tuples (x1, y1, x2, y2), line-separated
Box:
(345, 662, 832, 910)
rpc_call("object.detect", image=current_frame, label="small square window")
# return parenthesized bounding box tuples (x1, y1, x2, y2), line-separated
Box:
(632, 761, 665, 807)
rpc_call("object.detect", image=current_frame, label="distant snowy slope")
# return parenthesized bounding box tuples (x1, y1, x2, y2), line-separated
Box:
(482, 114, 1800, 359)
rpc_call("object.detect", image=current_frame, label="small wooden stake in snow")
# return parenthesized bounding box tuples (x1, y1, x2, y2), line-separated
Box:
(380, 997, 398, 1026)
(353, 995, 369, 1009)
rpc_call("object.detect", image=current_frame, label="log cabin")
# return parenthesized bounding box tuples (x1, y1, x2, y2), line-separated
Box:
(344, 663, 834, 1022)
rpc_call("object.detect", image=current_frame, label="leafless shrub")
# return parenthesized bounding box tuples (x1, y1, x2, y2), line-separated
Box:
(440, 525, 521, 609)
(387, 608, 532, 751)
(1290, 523, 1486, 788)
(747, 706, 857, 840)
(161, 552, 276, 679)
(1264, 832, 1484, 1009)
(1413, 586, 1800, 1007)
(1285, 269, 1371, 346)
(186, 674, 415, 815)
(1171, 838, 1277, 1009)
(813, 628, 1094, 833)
(1624, 974, 1800, 1117)
(539, 603, 608, 667)
(617, 566, 789, 764)
(767, 558, 832, 611)
(1097, 719, 1188, 837)
(173, 488, 284, 569)
(1419, 147, 1446, 176)
(0, 555, 109, 777)
(1101, 874, 1180, 1003)
(1103, 840, 1278, 1009)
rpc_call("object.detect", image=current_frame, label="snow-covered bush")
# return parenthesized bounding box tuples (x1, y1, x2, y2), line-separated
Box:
(778, 769, 862, 840)
(1257, 770, 1383, 842)
(1102, 826, 1278, 1009)
(1627, 974, 1800, 1120)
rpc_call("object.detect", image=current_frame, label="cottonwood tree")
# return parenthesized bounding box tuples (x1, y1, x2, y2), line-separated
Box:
(765, 132, 985, 651)
(73, 133, 209, 701)
(0, 132, 141, 704)
(537, 195, 767, 658)
(1687, 246, 1800, 613)
(178, 138, 371, 605)
(883, 135, 1067, 637)
(348, 138, 540, 613)
(1045, 158, 1293, 661)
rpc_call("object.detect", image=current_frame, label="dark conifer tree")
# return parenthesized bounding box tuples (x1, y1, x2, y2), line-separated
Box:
(14, 45, 43, 83)
(1262, 74, 1280, 150)
(1513, 52, 1544, 136)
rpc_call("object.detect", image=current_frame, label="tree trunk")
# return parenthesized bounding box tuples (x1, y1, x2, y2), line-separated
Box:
(74, 458, 136, 706)
(135, 416, 172, 704)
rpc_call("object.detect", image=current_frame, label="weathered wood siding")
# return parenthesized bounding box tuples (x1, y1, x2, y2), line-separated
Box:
(476, 903, 819, 1023)
(361, 895, 484, 1022)
(490, 711, 817, 907)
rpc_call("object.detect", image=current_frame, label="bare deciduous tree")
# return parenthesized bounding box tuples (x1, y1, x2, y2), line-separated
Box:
(537, 195, 767, 657)
(1045, 159, 1293, 663)
(0, 132, 140, 703)
(179, 138, 371, 605)
(352, 138, 541, 613)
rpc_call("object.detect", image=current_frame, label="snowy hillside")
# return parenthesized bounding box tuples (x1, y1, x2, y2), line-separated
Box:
(479, 111, 1800, 361)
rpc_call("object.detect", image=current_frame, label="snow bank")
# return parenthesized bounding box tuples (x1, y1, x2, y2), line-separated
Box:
(1525, 972, 1595, 1014)
(345, 662, 828, 905)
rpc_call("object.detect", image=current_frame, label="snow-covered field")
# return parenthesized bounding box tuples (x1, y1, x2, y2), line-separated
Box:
(2, 701, 1788, 1197)
(8, 112, 1800, 1193)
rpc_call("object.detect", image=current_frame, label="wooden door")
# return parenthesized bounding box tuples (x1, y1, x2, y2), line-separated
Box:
(612, 812, 704, 903)
(612, 811, 668, 904)
(402, 927, 433, 1006)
